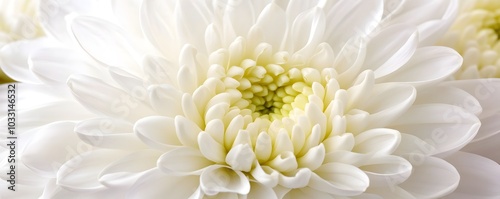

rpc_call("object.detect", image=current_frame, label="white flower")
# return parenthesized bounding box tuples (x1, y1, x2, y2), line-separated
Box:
(1, 0, 500, 198)
(440, 0, 500, 79)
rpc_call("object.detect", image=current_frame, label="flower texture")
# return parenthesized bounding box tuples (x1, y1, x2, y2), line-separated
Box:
(438, 0, 500, 167)
(1, 0, 500, 198)
(440, 0, 500, 79)
(0, 0, 43, 83)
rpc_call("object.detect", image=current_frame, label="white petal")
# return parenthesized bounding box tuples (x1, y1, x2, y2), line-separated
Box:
(414, 85, 482, 116)
(443, 152, 500, 198)
(175, 116, 202, 148)
(175, 0, 211, 51)
(1, 98, 94, 134)
(288, 7, 326, 55)
(198, 131, 226, 163)
(225, 144, 255, 172)
(462, 126, 500, 163)
(354, 128, 401, 155)
(140, 0, 179, 60)
(362, 83, 416, 130)
(309, 163, 369, 196)
(283, 187, 333, 199)
(388, 0, 457, 46)
(390, 104, 480, 157)
(247, 182, 278, 199)
(252, 2, 286, 48)
(182, 93, 204, 127)
(360, 155, 412, 186)
(251, 163, 280, 187)
(148, 84, 184, 117)
(99, 149, 161, 187)
(21, 122, 85, 177)
(444, 79, 500, 118)
(67, 74, 155, 122)
(30, 47, 101, 84)
(323, 133, 355, 153)
(142, 55, 178, 86)
(57, 149, 129, 191)
(364, 24, 418, 78)
(399, 156, 459, 198)
(111, 0, 142, 37)
(255, 132, 273, 162)
(76, 118, 147, 150)
(70, 16, 142, 73)
(376, 46, 462, 86)
(157, 147, 213, 175)
(297, 144, 325, 171)
(200, 165, 250, 195)
(0, 39, 48, 83)
(223, 0, 255, 37)
(324, 0, 383, 51)
(134, 116, 182, 150)
(278, 168, 312, 189)
(41, 179, 129, 199)
(38, 0, 98, 42)
(128, 169, 199, 199)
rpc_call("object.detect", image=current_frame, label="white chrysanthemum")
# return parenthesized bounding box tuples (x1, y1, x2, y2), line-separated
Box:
(1, 0, 500, 198)
(0, 0, 43, 82)
(440, 0, 500, 79)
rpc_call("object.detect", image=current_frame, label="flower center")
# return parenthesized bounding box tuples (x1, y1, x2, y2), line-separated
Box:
(224, 58, 316, 120)
(204, 39, 335, 121)
(442, 2, 500, 78)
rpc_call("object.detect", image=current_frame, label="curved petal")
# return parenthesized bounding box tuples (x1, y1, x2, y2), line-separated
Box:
(99, 149, 162, 187)
(56, 149, 130, 191)
(157, 147, 213, 175)
(30, 47, 102, 84)
(309, 163, 369, 196)
(360, 83, 417, 130)
(390, 104, 480, 157)
(247, 182, 278, 199)
(387, 0, 457, 46)
(174, 0, 211, 51)
(76, 118, 147, 150)
(443, 152, 500, 199)
(70, 16, 144, 73)
(399, 156, 459, 198)
(140, 0, 179, 60)
(360, 155, 412, 187)
(364, 24, 418, 78)
(462, 130, 500, 163)
(324, 0, 383, 51)
(128, 169, 199, 199)
(283, 187, 333, 199)
(354, 128, 401, 155)
(0, 39, 49, 83)
(41, 182, 128, 199)
(67, 74, 155, 122)
(21, 122, 85, 177)
(134, 116, 182, 150)
(148, 84, 184, 117)
(376, 46, 462, 86)
(252, 2, 286, 48)
(200, 165, 250, 196)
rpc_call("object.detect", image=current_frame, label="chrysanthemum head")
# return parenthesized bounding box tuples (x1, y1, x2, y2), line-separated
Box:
(441, 0, 500, 78)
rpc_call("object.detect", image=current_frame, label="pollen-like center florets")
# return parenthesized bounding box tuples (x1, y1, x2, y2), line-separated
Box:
(206, 40, 334, 121)
(442, 1, 500, 78)
(225, 58, 319, 120)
